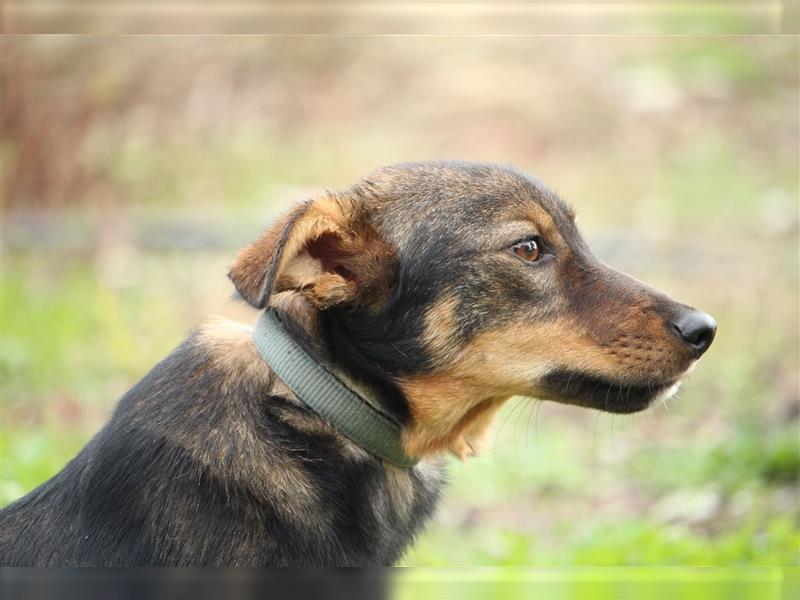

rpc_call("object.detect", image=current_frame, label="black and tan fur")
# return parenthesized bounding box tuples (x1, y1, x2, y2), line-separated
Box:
(0, 161, 715, 566)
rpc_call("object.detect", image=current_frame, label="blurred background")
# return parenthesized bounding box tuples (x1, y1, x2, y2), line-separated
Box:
(1, 36, 798, 570)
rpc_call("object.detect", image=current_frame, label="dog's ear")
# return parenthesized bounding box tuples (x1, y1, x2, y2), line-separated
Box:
(229, 196, 392, 310)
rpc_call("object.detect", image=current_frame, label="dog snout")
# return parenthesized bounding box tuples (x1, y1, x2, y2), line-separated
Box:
(672, 309, 717, 357)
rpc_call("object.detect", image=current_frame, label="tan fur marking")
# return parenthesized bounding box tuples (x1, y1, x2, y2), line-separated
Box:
(421, 296, 461, 366)
(400, 312, 684, 459)
(195, 318, 272, 386)
(524, 203, 561, 246)
(456, 398, 507, 459)
(277, 252, 325, 290)
(400, 372, 508, 459)
(385, 466, 415, 521)
(300, 272, 358, 309)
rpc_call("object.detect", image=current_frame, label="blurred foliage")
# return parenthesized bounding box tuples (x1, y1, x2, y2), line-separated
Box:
(393, 567, 792, 600)
(1, 37, 798, 569)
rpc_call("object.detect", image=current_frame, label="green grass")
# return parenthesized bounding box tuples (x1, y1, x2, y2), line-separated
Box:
(392, 567, 794, 600)
(0, 428, 87, 506)
(1, 256, 189, 404)
(401, 414, 799, 567)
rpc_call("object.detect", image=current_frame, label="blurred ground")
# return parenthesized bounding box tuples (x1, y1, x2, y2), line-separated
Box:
(1, 36, 798, 566)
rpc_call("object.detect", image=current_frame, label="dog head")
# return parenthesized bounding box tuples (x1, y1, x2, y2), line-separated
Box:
(230, 162, 716, 459)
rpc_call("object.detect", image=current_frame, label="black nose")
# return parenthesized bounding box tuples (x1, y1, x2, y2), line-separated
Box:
(673, 310, 717, 356)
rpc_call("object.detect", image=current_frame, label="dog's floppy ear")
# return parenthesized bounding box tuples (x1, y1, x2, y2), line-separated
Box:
(229, 195, 392, 310)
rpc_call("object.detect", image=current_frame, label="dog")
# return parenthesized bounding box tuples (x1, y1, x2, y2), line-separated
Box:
(0, 161, 716, 566)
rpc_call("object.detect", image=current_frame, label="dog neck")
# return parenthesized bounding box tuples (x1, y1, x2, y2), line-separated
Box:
(257, 294, 418, 468)
(265, 292, 509, 462)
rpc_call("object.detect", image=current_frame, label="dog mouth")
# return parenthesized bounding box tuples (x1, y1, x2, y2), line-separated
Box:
(538, 369, 680, 414)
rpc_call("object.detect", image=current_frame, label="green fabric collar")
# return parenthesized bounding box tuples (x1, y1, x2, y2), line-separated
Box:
(251, 310, 418, 469)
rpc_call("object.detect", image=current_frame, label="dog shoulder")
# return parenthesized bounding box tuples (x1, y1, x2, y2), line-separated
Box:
(108, 317, 276, 435)
(159, 317, 273, 392)
(191, 317, 271, 383)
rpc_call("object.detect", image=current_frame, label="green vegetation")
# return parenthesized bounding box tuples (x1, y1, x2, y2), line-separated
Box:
(392, 567, 794, 600)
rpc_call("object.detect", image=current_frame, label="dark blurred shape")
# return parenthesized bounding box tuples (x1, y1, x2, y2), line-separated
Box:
(1, 568, 391, 600)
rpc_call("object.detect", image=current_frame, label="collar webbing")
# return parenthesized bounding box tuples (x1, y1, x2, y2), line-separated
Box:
(251, 310, 418, 469)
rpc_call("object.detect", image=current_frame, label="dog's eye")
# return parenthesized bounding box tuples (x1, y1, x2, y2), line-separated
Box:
(511, 239, 541, 262)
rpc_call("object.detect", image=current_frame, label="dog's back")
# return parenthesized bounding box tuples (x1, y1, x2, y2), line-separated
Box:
(0, 320, 442, 566)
